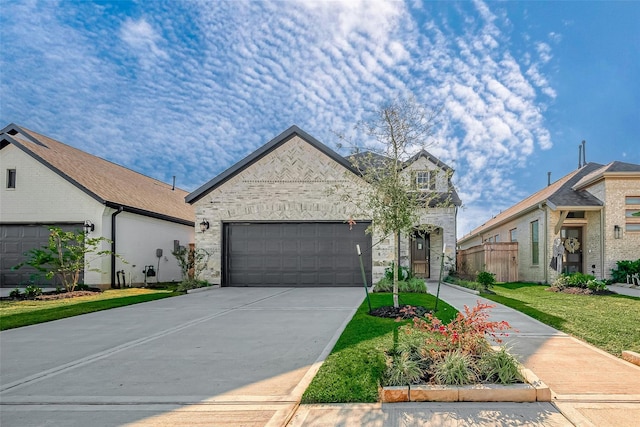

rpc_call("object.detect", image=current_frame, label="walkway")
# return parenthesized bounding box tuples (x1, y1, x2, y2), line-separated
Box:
(291, 283, 640, 426)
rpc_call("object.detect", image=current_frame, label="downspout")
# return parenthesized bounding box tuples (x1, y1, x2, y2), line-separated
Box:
(538, 203, 548, 284)
(111, 206, 124, 288)
(600, 208, 605, 280)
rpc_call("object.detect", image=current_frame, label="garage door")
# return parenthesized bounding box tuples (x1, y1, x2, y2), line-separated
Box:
(0, 224, 82, 287)
(224, 222, 372, 287)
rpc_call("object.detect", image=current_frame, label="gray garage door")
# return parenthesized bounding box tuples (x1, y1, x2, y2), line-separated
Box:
(0, 223, 82, 287)
(224, 222, 372, 287)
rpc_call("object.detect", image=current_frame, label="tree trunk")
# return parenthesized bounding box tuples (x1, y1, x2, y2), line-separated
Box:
(393, 230, 399, 308)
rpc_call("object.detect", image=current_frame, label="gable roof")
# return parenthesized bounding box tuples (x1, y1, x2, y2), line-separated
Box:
(572, 161, 640, 190)
(1, 123, 194, 225)
(458, 162, 605, 243)
(186, 125, 360, 204)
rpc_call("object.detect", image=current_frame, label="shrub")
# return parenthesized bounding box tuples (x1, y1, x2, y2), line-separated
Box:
(587, 279, 608, 292)
(478, 347, 523, 384)
(9, 288, 22, 299)
(476, 271, 496, 290)
(24, 285, 43, 298)
(384, 263, 412, 281)
(373, 277, 426, 293)
(431, 350, 477, 385)
(611, 259, 640, 284)
(382, 350, 424, 386)
(553, 273, 595, 289)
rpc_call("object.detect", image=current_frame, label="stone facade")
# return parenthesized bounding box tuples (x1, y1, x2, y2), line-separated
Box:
(191, 130, 459, 285)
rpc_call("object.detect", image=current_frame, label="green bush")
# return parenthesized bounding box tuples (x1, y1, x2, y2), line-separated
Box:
(553, 273, 595, 289)
(611, 259, 640, 283)
(9, 288, 22, 299)
(478, 347, 523, 384)
(587, 279, 608, 292)
(373, 276, 427, 293)
(431, 350, 477, 385)
(24, 285, 43, 298)
(384, 263, 412, 281)
(444, 275, 482, 291)
(476, 271, 496, 290)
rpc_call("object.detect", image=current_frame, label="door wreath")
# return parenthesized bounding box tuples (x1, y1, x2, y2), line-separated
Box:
(564, 237, 580, 253)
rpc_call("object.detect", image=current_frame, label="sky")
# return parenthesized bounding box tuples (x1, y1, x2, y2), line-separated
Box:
(1, 0, 638, 237)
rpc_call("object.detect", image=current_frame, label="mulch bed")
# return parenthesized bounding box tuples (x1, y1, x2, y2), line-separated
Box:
(369, 305, 431, 319)
(1, 289, 101, 301)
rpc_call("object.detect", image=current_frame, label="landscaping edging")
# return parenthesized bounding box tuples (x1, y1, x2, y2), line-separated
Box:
(380, 368, 550, 403)
(442, 281, 480, 295)
(622, 350, 640, 367)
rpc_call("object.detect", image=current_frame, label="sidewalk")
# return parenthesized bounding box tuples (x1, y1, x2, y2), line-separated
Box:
(289, 283, 640, 427)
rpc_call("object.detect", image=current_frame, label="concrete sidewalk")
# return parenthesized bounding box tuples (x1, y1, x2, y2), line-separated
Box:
(290, 283, 640, 427)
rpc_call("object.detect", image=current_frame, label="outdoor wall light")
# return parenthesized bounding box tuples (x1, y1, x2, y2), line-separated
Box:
(83, 220, 95, 233)
(199, 219, 210, 233)
(614, 225, 622, 239)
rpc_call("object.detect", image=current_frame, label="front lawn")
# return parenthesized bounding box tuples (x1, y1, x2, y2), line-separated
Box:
(301, 292, 457, 403)
(482, 283, 640, 356)
(0, 287, 182, 330)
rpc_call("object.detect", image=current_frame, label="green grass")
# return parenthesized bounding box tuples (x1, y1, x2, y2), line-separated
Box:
(482, 283, 640, 356)
(301, 292, 457, 403)
(0, 288, 182, 330)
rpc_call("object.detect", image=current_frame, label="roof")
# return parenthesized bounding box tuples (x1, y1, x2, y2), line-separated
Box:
(458, 162, 606, 243)
(347, 148, 461, 207)
(1, 123, 194, 225)
(186, 125, 360, 204)
(572, 161, 640, 190)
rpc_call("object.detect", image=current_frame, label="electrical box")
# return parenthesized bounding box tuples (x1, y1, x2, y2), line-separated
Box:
(156, 248, 163, 258)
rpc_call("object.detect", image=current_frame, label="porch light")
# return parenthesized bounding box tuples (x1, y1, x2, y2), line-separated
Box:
(199, 219, 210, 233)
(614, 225, 621, 239)
(83, 220, 95, 233)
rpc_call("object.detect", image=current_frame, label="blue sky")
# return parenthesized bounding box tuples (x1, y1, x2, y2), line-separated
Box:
(2, 0, 638, 236)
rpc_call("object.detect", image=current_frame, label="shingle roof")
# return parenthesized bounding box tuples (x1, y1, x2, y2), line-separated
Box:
(572, 161, 640, 190)
(1, 124, 194, 225)
(458, 163, 605, 243)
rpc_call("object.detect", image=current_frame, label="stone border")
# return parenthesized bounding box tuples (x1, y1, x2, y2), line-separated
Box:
(622, 350, 640, 367)
(380, 368, 550, 403)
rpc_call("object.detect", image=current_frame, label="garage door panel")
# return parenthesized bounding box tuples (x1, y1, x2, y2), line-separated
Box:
(225, 222, 371, 287)
(1, 224, 82, 287)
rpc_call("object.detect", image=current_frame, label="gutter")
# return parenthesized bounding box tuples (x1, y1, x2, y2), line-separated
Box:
(110, 205, 124, 288)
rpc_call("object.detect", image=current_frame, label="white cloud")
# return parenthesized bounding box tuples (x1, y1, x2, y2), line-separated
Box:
(119, 18, 169, 67)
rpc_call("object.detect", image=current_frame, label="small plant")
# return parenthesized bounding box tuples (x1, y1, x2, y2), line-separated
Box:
(553, 273, 596, 289)
(374, 276, 426, 293)
(9, 288, 22, 299)
(431, 350, 477, 385)
(382, 350, 423, 386)
(24, 285, 43, 298)
(384, 263, 412, 282)
(610, 259, 640, 284)
(587, 279, 607, 292)
(55, 286, 64, 294)
(479, 347, 523, 384)
(476, 271, 496, 290)
(176, 279, 210, 292)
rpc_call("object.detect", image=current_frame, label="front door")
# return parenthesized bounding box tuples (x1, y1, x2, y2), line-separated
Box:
(411, 233, 430, 278)
(561, 227, 583, 274)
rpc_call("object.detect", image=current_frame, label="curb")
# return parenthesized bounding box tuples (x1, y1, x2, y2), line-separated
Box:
(442, 281, 480, 295)
(187, 285, 220, 294)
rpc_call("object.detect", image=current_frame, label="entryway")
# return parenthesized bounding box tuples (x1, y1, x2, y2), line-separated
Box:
(411, 232, 430, 278)
(561, 226, 583, 274)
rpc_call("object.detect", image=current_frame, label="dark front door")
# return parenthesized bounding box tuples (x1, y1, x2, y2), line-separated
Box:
(223, 222, 372, 287)
(411, 233, 430, 278)
(561, 226, 583, 274)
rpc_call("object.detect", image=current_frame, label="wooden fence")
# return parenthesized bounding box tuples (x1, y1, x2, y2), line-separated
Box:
(457, 242, 518, 283)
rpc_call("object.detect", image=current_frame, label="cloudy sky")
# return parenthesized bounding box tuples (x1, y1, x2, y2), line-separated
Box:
(2, 0, 638, 236)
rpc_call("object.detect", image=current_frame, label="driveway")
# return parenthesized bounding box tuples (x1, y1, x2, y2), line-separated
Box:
(0, 287, 365, 427)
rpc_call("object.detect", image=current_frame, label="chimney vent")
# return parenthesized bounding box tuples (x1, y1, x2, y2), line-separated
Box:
(547, 172, 551, 186)
(172, 176, 176, 191)
(582, 140, 586, 165)
(578, 144, 582, 168)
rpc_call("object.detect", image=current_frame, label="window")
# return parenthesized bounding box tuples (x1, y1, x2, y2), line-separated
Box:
(509, 228, 517, 242)
(415, 171, 436, 190)
(626, 196, 640, 232)
(531, 220, 539, 265)
(6, 169, 16, 189)
(494, 234, 500, 242)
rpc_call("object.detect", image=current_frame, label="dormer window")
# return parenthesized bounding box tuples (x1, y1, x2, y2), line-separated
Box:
(6, 169, 16, 189)
(415, 171, 436, 190)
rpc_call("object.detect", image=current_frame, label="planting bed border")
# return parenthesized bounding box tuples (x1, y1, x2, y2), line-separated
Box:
(380, 368, 550, 403)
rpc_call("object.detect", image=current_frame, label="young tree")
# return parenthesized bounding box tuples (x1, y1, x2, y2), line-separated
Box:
(339, 98, 449, 308)
(14, 227, 118, 292)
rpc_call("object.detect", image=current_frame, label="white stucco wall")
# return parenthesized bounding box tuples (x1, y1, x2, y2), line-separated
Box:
(1, 144, 194, 288)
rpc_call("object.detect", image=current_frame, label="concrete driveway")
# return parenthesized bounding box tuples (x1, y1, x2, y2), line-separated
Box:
(0, 287, 365, 427)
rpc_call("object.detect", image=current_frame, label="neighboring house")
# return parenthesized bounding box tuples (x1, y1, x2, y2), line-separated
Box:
(457, 161, 640, 283)
(186, 125, 461, 287)
(0, 124, 195, 289)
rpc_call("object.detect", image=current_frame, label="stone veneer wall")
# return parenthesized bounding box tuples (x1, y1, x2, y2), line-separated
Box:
(192, 135, 458, 286)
